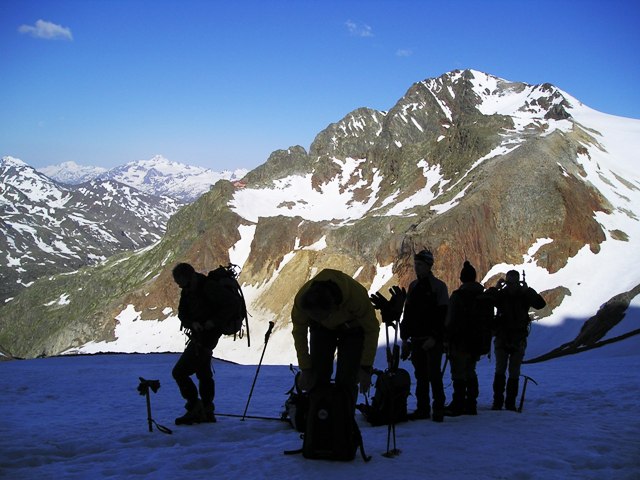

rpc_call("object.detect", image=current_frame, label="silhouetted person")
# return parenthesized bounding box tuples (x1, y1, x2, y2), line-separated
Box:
(485, 270, 546, 411)
(444, 261, 489, 416)
(400, 250, 449, 422)
(291, 269, 380, 412)
(171, 262, 229, 425)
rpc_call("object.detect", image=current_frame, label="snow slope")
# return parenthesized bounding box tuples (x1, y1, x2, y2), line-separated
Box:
(0, 339, 638, 479)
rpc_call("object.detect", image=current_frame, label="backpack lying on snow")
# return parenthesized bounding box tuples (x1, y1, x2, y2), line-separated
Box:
(357, 368, 411, 426)
(285, 383, 371, 462)
(205, 264, 249, 343)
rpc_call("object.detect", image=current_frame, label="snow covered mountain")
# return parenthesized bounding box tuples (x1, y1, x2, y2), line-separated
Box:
(40, 155, 249, 203)
(0, 156, 179, 303)
(38, 161, 107, 184)
(1, 70, 639, 363)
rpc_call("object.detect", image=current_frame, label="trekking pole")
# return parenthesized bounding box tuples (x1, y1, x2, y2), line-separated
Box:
(385, 321, 393, 368)
(382, 322, 401, 458)
(144, 387, 153, 432)
(518, 375, 538, 413)
(241, 321, 275, 421)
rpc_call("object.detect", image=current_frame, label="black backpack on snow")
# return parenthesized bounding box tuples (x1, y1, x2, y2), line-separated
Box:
(357, 368, 410, 426)
(285, 383, 371, 462)
(205, 265, 249, 342)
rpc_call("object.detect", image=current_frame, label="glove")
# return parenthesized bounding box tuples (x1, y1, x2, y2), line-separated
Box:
(388, 285, 407, 314)
(358, 367, 372, 394)
(401, 341, 411, 361)
(370, 285, 407, 326)
(298, 369, 315, 391)
(422, 336, 436, 350)
(369, 291, 390, 311)
(370, 291, 396, 326)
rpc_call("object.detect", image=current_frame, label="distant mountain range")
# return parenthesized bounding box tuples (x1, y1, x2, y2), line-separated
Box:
(0, 155, 181, 303)
(39, 155, 248, 203)
(1, 69, 639, 363)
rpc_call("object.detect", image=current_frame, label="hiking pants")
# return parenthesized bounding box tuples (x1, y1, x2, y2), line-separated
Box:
(449, 349, 478, 383)
(410, 342, 445, 413)
(309, 323, 364, 412)
(172, 335, 221, 406)
(494, 339, 526, 380)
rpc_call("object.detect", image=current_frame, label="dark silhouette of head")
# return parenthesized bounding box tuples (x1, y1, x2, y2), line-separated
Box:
(300, 280, 340, 322)
(172, 263, 196, 289)
(414, 249, 434, 279)
(460, 261, 477, 283)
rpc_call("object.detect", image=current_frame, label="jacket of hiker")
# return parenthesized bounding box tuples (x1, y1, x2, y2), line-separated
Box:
(177, 272, 229, 347)
(485, 284, 546, 348)
(291, 269, 380, 370)
(400, 272, 449, 343)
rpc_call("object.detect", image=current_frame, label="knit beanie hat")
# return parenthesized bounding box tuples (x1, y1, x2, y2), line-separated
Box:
(414, 249, 434, 265)
(460, 261, 477, 283)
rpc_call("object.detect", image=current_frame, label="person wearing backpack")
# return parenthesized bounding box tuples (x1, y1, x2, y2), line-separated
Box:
(443, 261, 489, 416)
(291, 269, 380, 411)
(171, 262, 239, 425)
(485, 270, 546, 411)
(399, 249, 449, 422)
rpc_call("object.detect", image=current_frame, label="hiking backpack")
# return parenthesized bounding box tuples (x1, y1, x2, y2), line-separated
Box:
(205, 264, 249, 342)
(358, 368, 411, 427)
(470, 293, 495, 357)
(285, 383, 371, 462)
(456, 289, 494, 358)
(282, 371, 309, 433)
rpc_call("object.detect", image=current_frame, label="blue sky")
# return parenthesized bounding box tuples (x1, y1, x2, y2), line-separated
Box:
(1, 0, 639, 172)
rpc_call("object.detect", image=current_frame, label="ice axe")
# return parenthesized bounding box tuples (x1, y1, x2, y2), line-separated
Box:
(137, 377, 172, 434)
(517, 375, 538, 413)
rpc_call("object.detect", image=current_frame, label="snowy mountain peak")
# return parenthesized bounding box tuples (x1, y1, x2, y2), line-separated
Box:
(100, 157, 249, 203)
(36, 155, 249, 203)
(1, 155, 29, 168)
(38, 161, 107, 185)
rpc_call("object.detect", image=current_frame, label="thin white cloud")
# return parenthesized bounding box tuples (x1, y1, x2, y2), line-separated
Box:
(18, 19, 73, 40)
(345, 20, 373, 38)
(396, 48, 413, 57)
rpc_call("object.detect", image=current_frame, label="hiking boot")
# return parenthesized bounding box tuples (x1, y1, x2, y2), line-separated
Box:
(431, 409, 444, 423)
(407, 409, 430, 420)
(443, 402, 463, 417)
(505, 377, 519, 411)
(175, 399, 206, 425)
(202, 402, 217, 423)
(464, 402, 478, 415)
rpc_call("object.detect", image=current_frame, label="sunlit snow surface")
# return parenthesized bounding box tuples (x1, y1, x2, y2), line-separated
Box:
(0, 340, 638, 479)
